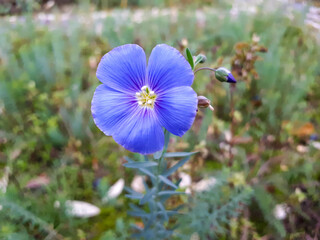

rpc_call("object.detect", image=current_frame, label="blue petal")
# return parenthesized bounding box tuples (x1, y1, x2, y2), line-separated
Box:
(91, 84, 137, 136)
(112, 108, 164, 155)
(96, 44, 147, 93)
(155, 86, 197, 137)
(227, 73, 237, 83)
(147, 44, 194, 93)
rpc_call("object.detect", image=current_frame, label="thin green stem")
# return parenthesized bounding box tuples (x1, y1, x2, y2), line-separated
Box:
(141, 129, 170, 236)
(151, 129, 170, 237)
(156, 129, 170, 194)
(228, 84, 236, 167)
(194, 67, 217, 74)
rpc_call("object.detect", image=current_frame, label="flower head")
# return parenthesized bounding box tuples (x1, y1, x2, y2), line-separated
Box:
(91, 44, 197, 154)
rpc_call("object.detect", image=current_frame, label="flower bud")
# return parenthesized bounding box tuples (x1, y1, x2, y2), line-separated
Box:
(215, 67, 237, 83)
(194, 54, 207, 64)
(197, 96, 214, 111)
(198, 96, 210, 108)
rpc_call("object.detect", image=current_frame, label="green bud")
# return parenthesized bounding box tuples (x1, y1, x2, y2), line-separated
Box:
(215, 67, 237, 83)
(194, 54, 207, 65)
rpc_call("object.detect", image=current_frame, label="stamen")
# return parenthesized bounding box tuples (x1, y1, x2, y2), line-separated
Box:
(136, 86, 157, 109)
(141, 86, 147, 91)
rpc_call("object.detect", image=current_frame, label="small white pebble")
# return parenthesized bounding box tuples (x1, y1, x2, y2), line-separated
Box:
(131, 176, 145, 193)
(64, 200, 100, 218)
(273, 204, 288, 220)
(193, 177, 216, 192)
(297, 145, 308, 153)
(179, 172, 192, 188)
(103, 179, 125, 202)
(311, 141, 320, 150)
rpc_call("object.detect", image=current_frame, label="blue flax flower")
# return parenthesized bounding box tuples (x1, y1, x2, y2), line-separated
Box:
(91, 44, 197, 155)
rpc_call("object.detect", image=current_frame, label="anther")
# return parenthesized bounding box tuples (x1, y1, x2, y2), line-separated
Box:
(141, 86, 147, 91)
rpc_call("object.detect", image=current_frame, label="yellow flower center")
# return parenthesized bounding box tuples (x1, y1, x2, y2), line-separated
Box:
(136, 86, 157, 109)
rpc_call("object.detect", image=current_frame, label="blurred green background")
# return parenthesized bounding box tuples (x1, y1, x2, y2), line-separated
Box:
(0, 0, 320, 239)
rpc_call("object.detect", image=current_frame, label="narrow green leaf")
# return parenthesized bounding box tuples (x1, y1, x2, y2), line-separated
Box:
(186, 48, 194, 70)
(130, 203, 143, 212)
(128, 211, 150, 218)
(125, 193, 143, 200)
(124, 186, 136, 194)
(142, 177, 150, 191)
(159, 175, 178, 189)
(123, 161, 158, 168)
(163, 156, 191, 177)
(166, 210, 181, 216)
(139, 168, 156, 179)
(158, 190, 185, 197)
(140, 188, 157, 205)
(164, 152, 197, 158)
(125, 187, 145, 200)
(176, 178, 182, 187)
(157, 202, 168, 221)
(254, 186, 286, 237)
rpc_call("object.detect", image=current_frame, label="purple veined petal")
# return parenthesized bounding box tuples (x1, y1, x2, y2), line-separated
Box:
(96, 44, 147, 93)
(91, 84, 137, 136)
(155, 86, 197, 137)
(147, 44, 194, 93)
(112, 108, 164, 155)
